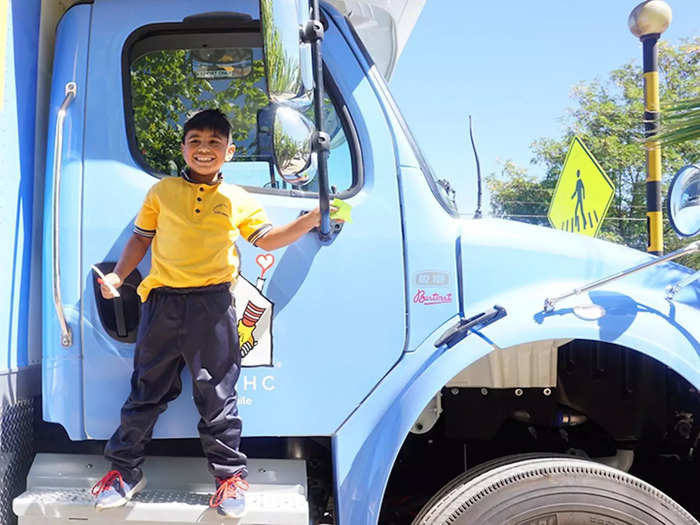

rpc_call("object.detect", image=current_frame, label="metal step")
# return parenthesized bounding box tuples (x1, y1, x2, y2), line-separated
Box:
(13, 453, 308, 524)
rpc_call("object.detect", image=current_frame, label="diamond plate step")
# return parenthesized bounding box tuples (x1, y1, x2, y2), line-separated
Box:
(13, 453, 308, 524)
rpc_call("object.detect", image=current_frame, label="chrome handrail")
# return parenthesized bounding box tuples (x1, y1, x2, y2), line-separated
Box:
(52, 82, 77, 347)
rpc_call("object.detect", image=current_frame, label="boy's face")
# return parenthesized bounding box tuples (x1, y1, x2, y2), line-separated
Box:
(181, 128, 235, 179)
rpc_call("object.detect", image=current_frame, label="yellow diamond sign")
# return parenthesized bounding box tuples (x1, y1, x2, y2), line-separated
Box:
(547, 137, 614, 237)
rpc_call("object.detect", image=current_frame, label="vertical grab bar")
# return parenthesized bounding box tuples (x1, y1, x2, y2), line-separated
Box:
(52, 82, 77, 347)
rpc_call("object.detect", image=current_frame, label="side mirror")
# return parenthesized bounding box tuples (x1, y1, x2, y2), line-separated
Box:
(272, 105, 316, 185)
(259, 0, 313, 108)
(668, 164, 700, 238)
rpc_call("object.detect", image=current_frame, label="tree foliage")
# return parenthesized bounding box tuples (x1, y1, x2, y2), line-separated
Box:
(488, 38, 700, 260)
(130, 49, 268, 175)
(486, 160, 552, 227)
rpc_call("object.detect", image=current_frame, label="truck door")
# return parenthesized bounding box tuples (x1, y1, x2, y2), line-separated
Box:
(76, 0, 406, 439)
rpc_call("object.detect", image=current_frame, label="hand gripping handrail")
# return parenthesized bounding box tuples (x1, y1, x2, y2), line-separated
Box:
(52, 82, 77, 347)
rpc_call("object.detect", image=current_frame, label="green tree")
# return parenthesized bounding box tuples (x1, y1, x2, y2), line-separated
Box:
(486, 160, 553, 227)
(489, 38, 700, 259)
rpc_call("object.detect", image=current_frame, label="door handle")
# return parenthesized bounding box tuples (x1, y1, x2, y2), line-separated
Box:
(113, 296, 128, 338)
(434, 305, 507, 349)
(52, 82, 77, 347)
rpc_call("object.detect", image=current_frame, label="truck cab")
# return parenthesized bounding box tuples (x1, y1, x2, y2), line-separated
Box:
(3, 0, 700, 524)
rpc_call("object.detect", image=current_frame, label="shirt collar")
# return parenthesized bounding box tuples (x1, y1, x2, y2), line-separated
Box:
(180, 167, 223, 185)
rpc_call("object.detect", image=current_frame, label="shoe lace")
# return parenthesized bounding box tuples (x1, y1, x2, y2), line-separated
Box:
(91, 470, 124, 496)
(209, 473, 249, 507)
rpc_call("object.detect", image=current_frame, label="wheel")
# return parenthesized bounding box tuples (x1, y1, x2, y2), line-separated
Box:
(412, 455, 698, 525)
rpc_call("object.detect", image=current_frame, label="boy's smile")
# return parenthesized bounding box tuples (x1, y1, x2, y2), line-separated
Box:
(181, 128, 236, 183)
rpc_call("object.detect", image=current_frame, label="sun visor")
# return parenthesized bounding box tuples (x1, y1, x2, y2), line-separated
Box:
(327, 0, 426, 80)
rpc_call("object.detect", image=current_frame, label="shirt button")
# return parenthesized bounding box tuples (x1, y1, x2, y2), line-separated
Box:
(199, 187, 204, 192)
(195, 209, 200, 213)
(197, 197, 202, 202)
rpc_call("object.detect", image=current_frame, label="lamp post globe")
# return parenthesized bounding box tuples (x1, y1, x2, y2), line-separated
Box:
(628, 0, 672, 255)
(628, 0, 672, 38)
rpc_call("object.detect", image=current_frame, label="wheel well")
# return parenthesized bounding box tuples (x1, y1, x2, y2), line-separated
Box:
(379, 339, 700, 524)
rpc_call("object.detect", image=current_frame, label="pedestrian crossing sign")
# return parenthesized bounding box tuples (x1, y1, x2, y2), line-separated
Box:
(547, 136, 614, 237)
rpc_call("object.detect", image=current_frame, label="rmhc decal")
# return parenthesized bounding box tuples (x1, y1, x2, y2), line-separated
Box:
(234, 253, 275, 367)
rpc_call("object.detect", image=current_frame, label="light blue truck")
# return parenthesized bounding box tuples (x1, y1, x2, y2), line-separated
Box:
(3, 0, 700, 523)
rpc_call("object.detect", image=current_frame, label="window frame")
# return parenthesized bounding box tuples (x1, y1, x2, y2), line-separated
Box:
(121, 21, 363, 200)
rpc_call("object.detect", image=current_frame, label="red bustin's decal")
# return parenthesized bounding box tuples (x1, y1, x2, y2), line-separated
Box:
(413, 289, 453, 306)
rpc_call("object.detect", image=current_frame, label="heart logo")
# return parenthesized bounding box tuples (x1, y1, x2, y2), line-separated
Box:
(255, 254, 276, 278)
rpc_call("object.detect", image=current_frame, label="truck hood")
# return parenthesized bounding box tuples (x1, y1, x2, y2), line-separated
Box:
(459, 218, 700, 315)
(326, 0, 425, 79)
(458, 218, 700, 387)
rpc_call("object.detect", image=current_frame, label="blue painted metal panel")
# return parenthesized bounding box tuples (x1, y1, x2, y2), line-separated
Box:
(77, 0, 406, 439)
(0, 0, 40, 373)
(333, 219, 700, 523)
(333, 320, 493, 524)
(398, 164, 459, 351)
(328, 12, 460, 351)
(461, 219, 700, 385)
(42, 5, 91, 437)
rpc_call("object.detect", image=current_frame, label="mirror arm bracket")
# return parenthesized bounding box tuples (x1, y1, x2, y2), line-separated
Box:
(543, 240, 700, 312)
(307, 0, 331, 240)
(312, 131, 331, 153)
(313, 132, 332, 241)
(315, 130, 332, 241)
(666, 269, 700, 300)
(300, 20, 324, 43)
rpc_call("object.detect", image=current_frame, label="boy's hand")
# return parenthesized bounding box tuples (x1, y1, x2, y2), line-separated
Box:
(98, 272, 122, 299)
(307, 206, 342, 227)
(255, 205, 344, 251)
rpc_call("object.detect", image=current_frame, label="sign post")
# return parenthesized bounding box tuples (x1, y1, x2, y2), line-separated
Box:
(547, 137, 615, 237)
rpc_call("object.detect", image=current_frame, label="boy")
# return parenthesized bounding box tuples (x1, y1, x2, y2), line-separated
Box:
(91, 109, 330, 518)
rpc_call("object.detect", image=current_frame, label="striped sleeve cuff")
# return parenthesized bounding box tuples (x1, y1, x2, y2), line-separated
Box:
(248, 223, 273, 246)
(133, 225, 156, 238)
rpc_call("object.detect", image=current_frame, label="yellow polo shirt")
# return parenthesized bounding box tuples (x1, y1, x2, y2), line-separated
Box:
(133, 174, 272, 302)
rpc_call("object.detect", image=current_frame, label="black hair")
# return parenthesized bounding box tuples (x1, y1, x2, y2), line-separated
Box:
(182, 109, 232, 143)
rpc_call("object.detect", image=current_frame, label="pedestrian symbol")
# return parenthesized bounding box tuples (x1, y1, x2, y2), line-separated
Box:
(547, 137, 614, 237)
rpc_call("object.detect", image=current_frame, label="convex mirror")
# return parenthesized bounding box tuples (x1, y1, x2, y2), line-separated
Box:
(272, 105, 316, 185)
(259, 0, 313, 108)
(668, 164, 700, 238)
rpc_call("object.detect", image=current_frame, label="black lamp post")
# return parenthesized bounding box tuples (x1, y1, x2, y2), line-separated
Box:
(628, 0, 672, 255)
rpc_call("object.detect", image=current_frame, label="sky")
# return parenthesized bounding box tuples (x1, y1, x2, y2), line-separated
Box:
(389, 1, 700, 216)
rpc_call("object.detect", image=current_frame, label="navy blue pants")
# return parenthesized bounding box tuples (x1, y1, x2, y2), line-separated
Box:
(104, 283, 247, 483)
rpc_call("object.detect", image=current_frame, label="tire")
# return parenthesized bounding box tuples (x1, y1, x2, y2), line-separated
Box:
(412, 455, 698, 525)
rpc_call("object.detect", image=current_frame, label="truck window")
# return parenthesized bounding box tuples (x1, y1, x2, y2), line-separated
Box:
(125, 30, 354, 194)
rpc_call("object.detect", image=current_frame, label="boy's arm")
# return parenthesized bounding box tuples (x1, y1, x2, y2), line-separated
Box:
(254, 208, 323, 251)
(100, 233, 152, 298)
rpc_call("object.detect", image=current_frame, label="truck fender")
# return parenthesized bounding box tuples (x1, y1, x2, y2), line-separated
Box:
(333, 317, 493, 525)
(473, 280, 700, 389)
(333, 282, 700, 524)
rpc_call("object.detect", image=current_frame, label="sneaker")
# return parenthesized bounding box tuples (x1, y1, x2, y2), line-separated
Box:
(92, 469, 146, 510)
(210, 472, 249, 518)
